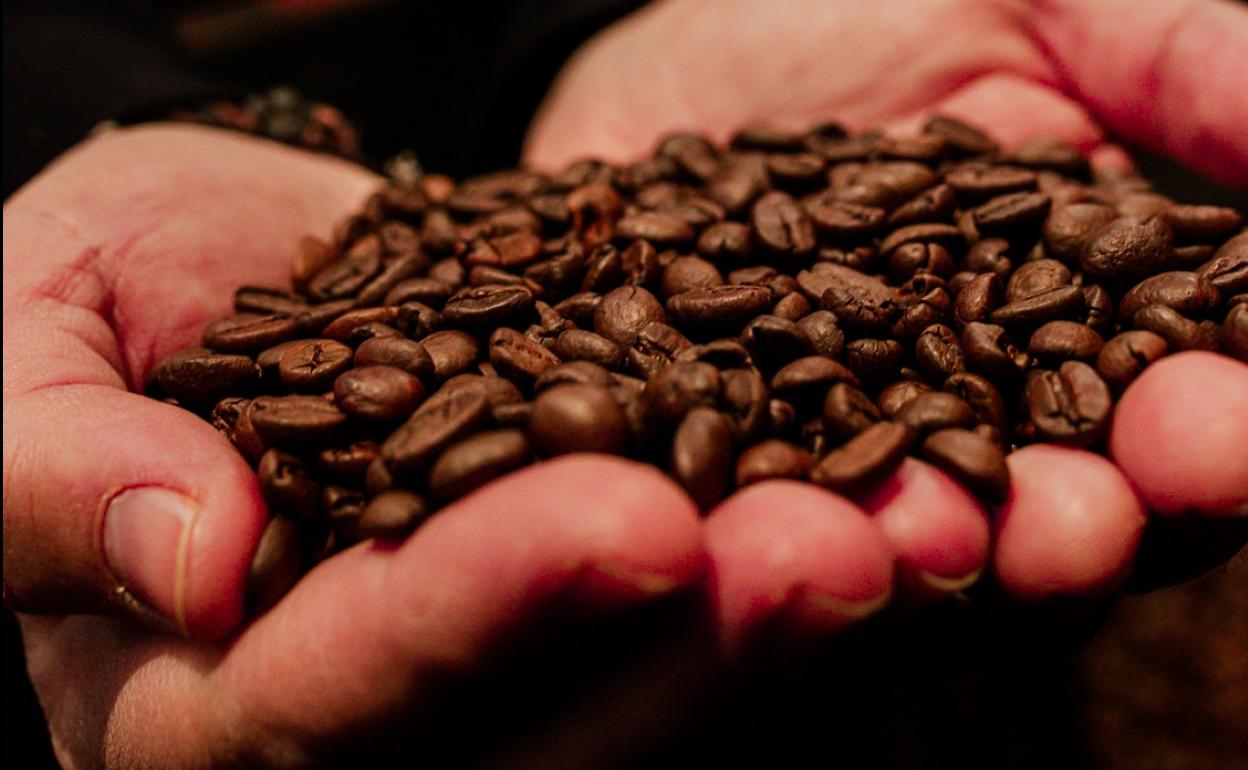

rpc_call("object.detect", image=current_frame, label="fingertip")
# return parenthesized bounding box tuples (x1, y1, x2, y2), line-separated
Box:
(1111, 351, 1248, 516)
(995, 445, 1146, 600)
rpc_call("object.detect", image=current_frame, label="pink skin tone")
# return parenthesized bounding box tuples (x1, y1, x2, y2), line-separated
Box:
(5, 0, 1248, 764)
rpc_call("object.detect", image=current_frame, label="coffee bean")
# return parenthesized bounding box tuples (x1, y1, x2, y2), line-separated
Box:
(553, 330, 624, 369)
(1162, 205, 1243, 243)
(1080, 215, 1174, 280)
(923, 115, 999, 156)
(354, 336, 435, 383)
(1096, 330, 1169, 392)
(896, 392, 976, 435)
(740, 315, 814, 372)
(420, 330, 480, 382)
(594, 285, 667, 346)
(381, 380, 491, 475)
(1119, 271, 1220, 322)
(770, 356, 860, 405)
(203, 313, 300, 355)
(1028, 321, 1105, 364)
(675, 339, 753, 369)
(529, 384, 629, 456)
(973, 192, 1051, 235)
(752, 191, 816, 256)
(876, 380, 933, 419)
(822, 382, 881, 440)
(921, 429, 1010, 503)
(661, 256, 725, 299)
(1194, 232, 1248, 294)
(258, 449, 320, 520)
(667, 285, 773, 336)
(317, 441, 380, 484)
(1043, 203, 1118, 265)
(954, 273, 1002, 328)
(915, 324, 965, 382)
(234, 286, 309, 316)
(845, 338, 906, 386)
(648, 361, 722, 423)
(615, 211, 694, 246)
(251, 395, 349, 448)
(1223, 303, 1248, 361)
(333, 366, 425, 421)
(1132, 304, 1220, 351)
(990, 285, 1086, 326)
(155, 348, 259, 409)
(246, 515, 302, 614)
(1007, 260, 1072, 302)
(306, 238, 383, 300)
(945, 164, 1037, 200)
(278, 339, 355, 392)
(348, 490, 430, 541)
(879, 223, 963, 256)
(627, 321, 692, 378)
(735, 440, 814, 486)
(442, 285, 536, 331)
(810, 421, 913, 494)
(534, 361, 615, 391)
(671, 407, 735, 510)
(488, 327, 561, 389)
(1023, 362, 1112, 446)
(429, 429, 532, 501)
(818, 265, 897, 335)
(804, 196, 885, 238)
(385, 276, 455, 308)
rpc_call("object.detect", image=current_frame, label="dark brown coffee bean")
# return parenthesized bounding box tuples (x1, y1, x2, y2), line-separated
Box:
(720, 368, 770, 441)
(529, 384, 629, 456)
(661, 256, 724, 299)
(382, 380, 490, 474)
(234, 286, 308, 317)
(735, 440, 814, 487)
(896, 392, 976, 435)
(810, 421, 913, 494)
(887, 184, 957, 228)
(202, 313, 300, 355)
(277, 339, 354, 393)
(349, 491, 430, 541)
(647, 361, 722, 423)
(973, 192, 1051, 236)
(667, 285, 773, 336)
(251, 395, 349, 448)
(1096, 330, 1169, 392)
(921, 429, 1010, 503)
(385, 277, 455, 308)
(1028, 321, 1105, 364)
(923, 115, 998, 156)
(1080, 284, 1114, 334)
(419, 330, 480, 382)
(258, 449, 320, 520)
(943, 372, 1008, 429)
(1007, 259, 1072, 302)
(671, 407, 735, 510)
(1132, 304, 1221, 351)
(822, 383, 880, 440)
(553, 329, 624, 369)
(594, 286, 667, 346)
(1042, 203, 1118, 265)
(817, 265, 897, 335)
(306, 237, 383, 300)
(740, 315, 814, 371)
(1162, 205, 1243, 243)
(888, 243, 956, 283)
(879, 223, 963, 257)
(488, 328, 561, 389)
(354, 337, 434, 383)
(915, 324, 965, 382)
(770, 356, 860, 404)
(614, 211, 694, 246)
(945, 164, 1037, 200)
(155, 348, 259, 409)
(428, 429, 531, 501)
(773, 292, 812, 322)
(1080, 215, 1174, 279)
(892, 287, 952, 339)
(627, 321, 692, 378)
(796, 311, 845, 359)
(675, 339, 753, 369)
(1023, 362, 1112, 446)
(442, 285, 535, 331)
(246, 516, 302, 614)
(842, 338, 903, 386)
(291, 237, 335, 291)
(804, 196, 885, 238)
(316, 441, 379, 484)
(990, 285, 1086, 326)
(876, 380, 933, 419)
(1194, 248, 1248, 297)
(752, 191, 816, 256)
(961, 322, 1030, 380)
(954, 273, 1003, 328)
(534, 360, 615, 391)
(766, 152, 826, 189)
(1222, 303, 1248, 361)
(333, 366, 425, 421)
(1119, 271, 1221, 322)
(838, 161, 938, 208)
(697, 221, 753, 261)
(355, 254, 429, 308)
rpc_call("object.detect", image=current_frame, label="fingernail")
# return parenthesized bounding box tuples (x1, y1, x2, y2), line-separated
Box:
(586, 560, 681, 596)
(793, 585, 893, 621)
(914, 567, 983, 594)
(103, 487, 198, 634)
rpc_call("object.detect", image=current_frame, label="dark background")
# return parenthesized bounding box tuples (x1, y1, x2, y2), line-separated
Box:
(5, 1, 1247, 767)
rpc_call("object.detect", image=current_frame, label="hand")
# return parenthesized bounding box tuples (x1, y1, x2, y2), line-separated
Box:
(524, 0, 1248, 644)
(3, 125, 704, 767)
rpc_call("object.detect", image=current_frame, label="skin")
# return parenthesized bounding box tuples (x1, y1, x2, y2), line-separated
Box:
(4, 0, 1248, 765)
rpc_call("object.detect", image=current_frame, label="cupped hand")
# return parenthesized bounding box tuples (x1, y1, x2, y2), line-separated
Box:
(3, 125, 704, 767)
(525, 0, 1248, 646)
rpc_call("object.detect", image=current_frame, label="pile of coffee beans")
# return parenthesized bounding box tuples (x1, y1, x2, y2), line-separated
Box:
(149, 118, 1248, 613)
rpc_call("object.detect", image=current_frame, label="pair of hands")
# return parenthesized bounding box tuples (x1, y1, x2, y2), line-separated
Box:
(5, 0, 1248, 766)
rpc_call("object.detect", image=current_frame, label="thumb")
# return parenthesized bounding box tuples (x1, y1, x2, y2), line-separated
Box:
(3, 383, 266, 640)
(1033, 0, 1248, 187)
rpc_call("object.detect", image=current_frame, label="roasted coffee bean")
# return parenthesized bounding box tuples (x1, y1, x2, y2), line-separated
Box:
(251, 395, 349, 448)
(896, 392, 976, 435)
(667, 285, 773, 335)
(661, 256, 724, 299)
(720, 368, 770, 441)
(155, 348, 259, 409)
(1080, 215, 1174, 279)
(973, 192, 1051, 235)
(773, 292, 812, 321)
(845, 338, 905, 386)
(1096, 330, 1169, 392)
(553, 329, 625, 369)
(442, 285, 535, 330)
(429, 429, 532, 501)
(1162, 205, 1243, 243)
(921, 429, 1010, 503)
(961, 322, 1030, 379)
(381, 380, 491, 475)
(203, 313, 300, 355)
(345, 490, 429, 541)
(1132, 304, 1221, 351)
(534, 361, 615, 391)
(235, 286, 309, 316)
(697, 221, 753, 261)
(317, 441, 379, 483)
(963, 238, 1013, 280)
(276, 339, 355, 393)
(923, 115, 999, 156)
(354, 337, 435, 383)
(1222, 303, 1248, 361)
(735, 440, 814, 486)
(889, 242, 955, 282)
(954, 273, 1003, 327)
(1194, 233, 1248, 294)
(990, 285, 1086, 326)
(1043, 203, 1117, 264)
(915, 324, 965, 382)
(1007, 259, 1071, 302)
(420, 330, 480, 382)
(1013, 138, 1088, 177)
(1028, 321, 1105, 364)
(675, 339, 753, 369)
(615, 211, 695, 246)
(879, 223, 963, 256)
(488, 327, 562, 389)
(529, 384, 629, 455)
(887, 184, 957, 227)
(321, 307, 399, 342)
(810, 421, 913, 494)
(385, 277, 455, 308)
(1081, 284, 1115, 334)
(818, 265, 897, 335)
(770, 356, 860, 405)
(740, 315, 814, 372)
(594, 285, 667, 346)
(333, 366, 425, 421)
(627, 321, 692, 378)
(945, 164, 1037, 200)
(1119, 271, 1221, 322)
(804, 196, 885, 238)
(1023, 362, 1112, 446)
(876, 380, 933, 419)
(246, 516, 302, 613)
(306, 238, 383, 300)
(671, 407, 735, 510)
(258, 449, 320, 520)
(752, 191, 817, 256)
(822, 383, 880, 440)
(796, 311, 845, 359)
(893, 287, 952, 339)
(648, 361, 722, 423)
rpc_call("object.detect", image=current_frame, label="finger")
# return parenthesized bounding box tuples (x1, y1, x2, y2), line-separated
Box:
(1032, 0, 1248, 187)
(25, 456, 704, 766)
(3, 383, 267, 640)
(858, 458, 991, 598)
(1110, 351, 1248, 516)
(993, 445, 1147, 600)
(704, 481, 894, 650)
